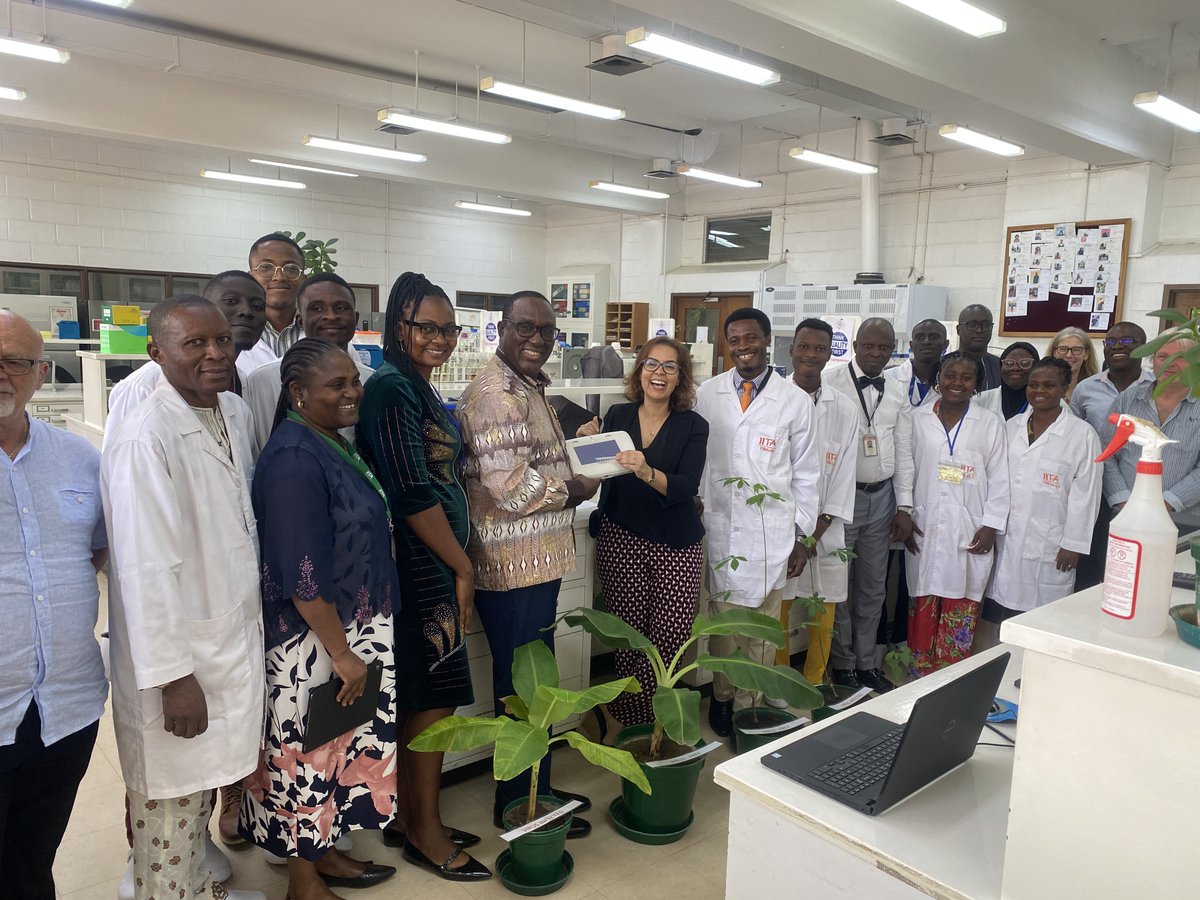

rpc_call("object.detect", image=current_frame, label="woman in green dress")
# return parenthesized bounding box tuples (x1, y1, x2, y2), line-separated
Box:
(357, 272, 489, 882)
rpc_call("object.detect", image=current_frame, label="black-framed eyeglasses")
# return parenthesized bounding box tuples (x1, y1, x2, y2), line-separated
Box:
(405, 320, 463, 340)
(642, 358, 680, 374)
(251, 262, 303, 281)
(0, 357, 44, 376)
(1103, 337, 1142, 349)
(1054, 345, 1086, 357)
(1001, 358, 1035, 370)
(960, 321, 992, 332)
(503, 319, 557, 342)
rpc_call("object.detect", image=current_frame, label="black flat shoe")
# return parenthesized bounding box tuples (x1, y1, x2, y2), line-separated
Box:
(831, 668, 861, 689)
(402, 843, 492, 881)
(318, 861, 396, 888)
(551, 788, 592, 814)
(382, 826, 481, 849)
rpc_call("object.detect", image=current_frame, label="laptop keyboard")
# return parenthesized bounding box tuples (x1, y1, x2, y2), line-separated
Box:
(809, 726, 904, 795)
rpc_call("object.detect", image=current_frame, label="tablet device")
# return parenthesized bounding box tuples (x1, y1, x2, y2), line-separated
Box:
(566, 431, 635, 479)
(302, 660, 384, 752)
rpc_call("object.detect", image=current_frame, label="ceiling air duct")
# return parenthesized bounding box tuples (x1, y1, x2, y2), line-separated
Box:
(587, 34, 651, 76)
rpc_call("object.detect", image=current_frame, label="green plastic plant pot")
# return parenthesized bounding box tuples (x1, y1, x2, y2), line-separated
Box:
(502, 795, 572, 888)
(731, 707, 803, 754)
(615, 723, 705, 838)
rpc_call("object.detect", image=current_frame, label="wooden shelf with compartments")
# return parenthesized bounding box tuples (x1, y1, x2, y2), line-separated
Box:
(604, 301, 649, 349)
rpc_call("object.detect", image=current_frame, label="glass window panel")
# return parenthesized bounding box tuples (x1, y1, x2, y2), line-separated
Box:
(703, 214, 772, 263)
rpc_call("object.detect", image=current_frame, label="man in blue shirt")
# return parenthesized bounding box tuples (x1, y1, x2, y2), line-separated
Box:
(0, 311, 108, 899)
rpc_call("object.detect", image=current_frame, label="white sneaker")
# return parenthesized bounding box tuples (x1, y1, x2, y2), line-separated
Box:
(117, 856, 134, 900)
(261, 832, 352, 864)
(765, 697, 790, 709)
(204, 831, 233, 882)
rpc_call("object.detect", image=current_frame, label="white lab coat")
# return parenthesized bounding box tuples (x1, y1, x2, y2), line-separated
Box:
(101, 377, 264, 799)
(904, 402, 1009, 602)
(884, 359, 937, 410)
(987, 408, 1101, 611)
(784, 385, 859, 604)
(242, 355, 375, 449)
(697, 372, 820, 607)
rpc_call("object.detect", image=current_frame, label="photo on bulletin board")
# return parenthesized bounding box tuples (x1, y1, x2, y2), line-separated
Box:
(999, 218, 1131, 337)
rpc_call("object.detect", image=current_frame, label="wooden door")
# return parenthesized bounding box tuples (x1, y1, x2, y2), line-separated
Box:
(671, 292, 754, 376)
(1161, 284, 1200, 332)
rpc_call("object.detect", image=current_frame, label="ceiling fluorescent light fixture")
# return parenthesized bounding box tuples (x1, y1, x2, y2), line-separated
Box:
(1133, 91, 1200, 132)
(0, 86, 26, 101)
(938, 124, 1024, 155)
(588, 179, 669, 200)
(676, 164, 762, 188)
(200, 170, 306, 190)
(249, 158, 358, 177)
(480, 77, 625, 120)
(377, 108, 512, 144)
(892, 0, 1005, 37)
(625, 28, 780, 85)
(302, 135, 426, 163)
(789, 148, 878, 174)
(0, 35, 70, 63)
(456, 200, 532, 217)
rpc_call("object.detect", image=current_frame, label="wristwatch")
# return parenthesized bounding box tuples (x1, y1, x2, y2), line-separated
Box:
(896, 505, 914, 515)
(818, 513, 834, 525)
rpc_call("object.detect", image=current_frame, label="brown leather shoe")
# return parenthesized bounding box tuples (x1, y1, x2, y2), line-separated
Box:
(218, 783, 245, 845)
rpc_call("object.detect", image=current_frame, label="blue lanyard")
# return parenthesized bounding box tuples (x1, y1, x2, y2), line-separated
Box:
(937, 401, 969, 457)
(908, 375, 931, 407)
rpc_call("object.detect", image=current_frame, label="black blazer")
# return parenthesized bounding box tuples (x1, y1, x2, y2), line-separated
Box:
(596, 402, 708, 548)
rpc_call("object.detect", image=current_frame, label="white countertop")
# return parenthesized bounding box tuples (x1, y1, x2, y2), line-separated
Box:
(1001, 551, 1200, 699)
(714, 647, 1021, 900)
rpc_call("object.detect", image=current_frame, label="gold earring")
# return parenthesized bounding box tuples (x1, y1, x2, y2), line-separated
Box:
(297, 398, 305, 409)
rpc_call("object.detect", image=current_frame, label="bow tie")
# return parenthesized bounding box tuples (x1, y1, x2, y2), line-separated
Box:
(857, 374, 886, 392)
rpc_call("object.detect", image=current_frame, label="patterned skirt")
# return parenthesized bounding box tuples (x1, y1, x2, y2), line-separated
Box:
(239, 611, 396, 860)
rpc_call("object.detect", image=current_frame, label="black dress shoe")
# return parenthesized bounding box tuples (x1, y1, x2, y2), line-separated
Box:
(856, 668, 894, 693)
(382, 826, 481, 849)
(551, 789, 592, 814)
(319, 861, 397, 888)
(831, 668, 861, 689)
(402, 844, 492, 881)
(707, 698, 733, 737)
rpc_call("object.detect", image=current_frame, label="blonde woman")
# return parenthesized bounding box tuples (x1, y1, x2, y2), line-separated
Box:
(1047, 327, 1099, 401)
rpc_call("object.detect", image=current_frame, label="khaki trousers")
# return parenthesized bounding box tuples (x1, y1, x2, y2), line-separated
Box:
(707, 587, 785, 709)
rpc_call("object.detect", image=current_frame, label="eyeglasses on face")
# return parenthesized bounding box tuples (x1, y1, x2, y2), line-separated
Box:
(642, 358, 680, 374)
(0, 357, 43, 376)
(1054, 345, 1086, 357)
(1001, 358, 1035, 370)
(503, 319, 558, 342)
(251, 262, 304, 281)
(960, 321, 992, 332)
(405, 320, 463, 340)
(1103, 337, 1142, 349)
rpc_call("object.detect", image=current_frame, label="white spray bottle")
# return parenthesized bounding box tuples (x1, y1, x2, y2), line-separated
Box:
(1094, 413, 1178, 637)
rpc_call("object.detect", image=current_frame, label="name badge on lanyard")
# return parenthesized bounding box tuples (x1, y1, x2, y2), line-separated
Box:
(863, 433, 879, 457)
(938, 463, 963, 484)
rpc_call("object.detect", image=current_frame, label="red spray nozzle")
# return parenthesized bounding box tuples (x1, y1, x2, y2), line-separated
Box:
(1095, 413, 1136, 463)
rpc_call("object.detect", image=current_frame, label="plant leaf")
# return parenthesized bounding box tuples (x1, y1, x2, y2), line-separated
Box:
(502, 694, 529, 720)
(652, 686, 702, 748)
(691, 608, 786, 647)
(407, 715, 506, 753)
(493, 718, 549, 782)
(1148, 308, 1189, 324)
(558, 607, 655, 652)
(569, 677, 641, 715)
(560, 730, 651, 794)
(294, 231, 306, 241)
(512, 640, 558, 708)
(699, 652, 824, 710)
(528, 685, 583, 730)
(324, 237, 338, 246)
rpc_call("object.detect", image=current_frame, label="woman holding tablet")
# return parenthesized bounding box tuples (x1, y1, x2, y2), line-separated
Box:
(576, 337, 708, 741)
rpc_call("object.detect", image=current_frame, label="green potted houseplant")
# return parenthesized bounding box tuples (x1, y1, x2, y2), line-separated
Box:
(409, 640, 649, 894)
(1141, 308, 1200, 648)
(558, 604, 821, 843)
(279, 229, 339, 275)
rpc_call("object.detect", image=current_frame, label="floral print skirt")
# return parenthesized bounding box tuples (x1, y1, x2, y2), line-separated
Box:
(239, 611, 396, 860)
(907, 595, 980, 677)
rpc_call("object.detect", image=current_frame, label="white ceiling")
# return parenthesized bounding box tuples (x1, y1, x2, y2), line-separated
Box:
(0, 0, 1197, 213)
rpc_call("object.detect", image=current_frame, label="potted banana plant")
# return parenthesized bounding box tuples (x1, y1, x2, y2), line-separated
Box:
(409, 640, 649, 894)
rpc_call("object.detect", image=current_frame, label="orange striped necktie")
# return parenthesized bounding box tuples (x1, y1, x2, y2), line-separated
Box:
(740, 379, 753, 412)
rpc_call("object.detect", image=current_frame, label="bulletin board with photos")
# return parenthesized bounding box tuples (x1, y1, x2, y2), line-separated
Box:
(999, 218, 1131, 337)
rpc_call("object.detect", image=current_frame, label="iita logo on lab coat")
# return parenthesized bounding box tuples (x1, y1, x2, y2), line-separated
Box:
(759, 435, 777, 452)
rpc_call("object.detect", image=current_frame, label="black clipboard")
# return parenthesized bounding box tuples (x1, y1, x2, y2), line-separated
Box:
(302, 660, 384, 752)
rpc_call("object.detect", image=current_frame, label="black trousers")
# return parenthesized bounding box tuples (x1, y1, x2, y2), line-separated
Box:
(473, 579, 561, 818)
(0, 702, 98, 900)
